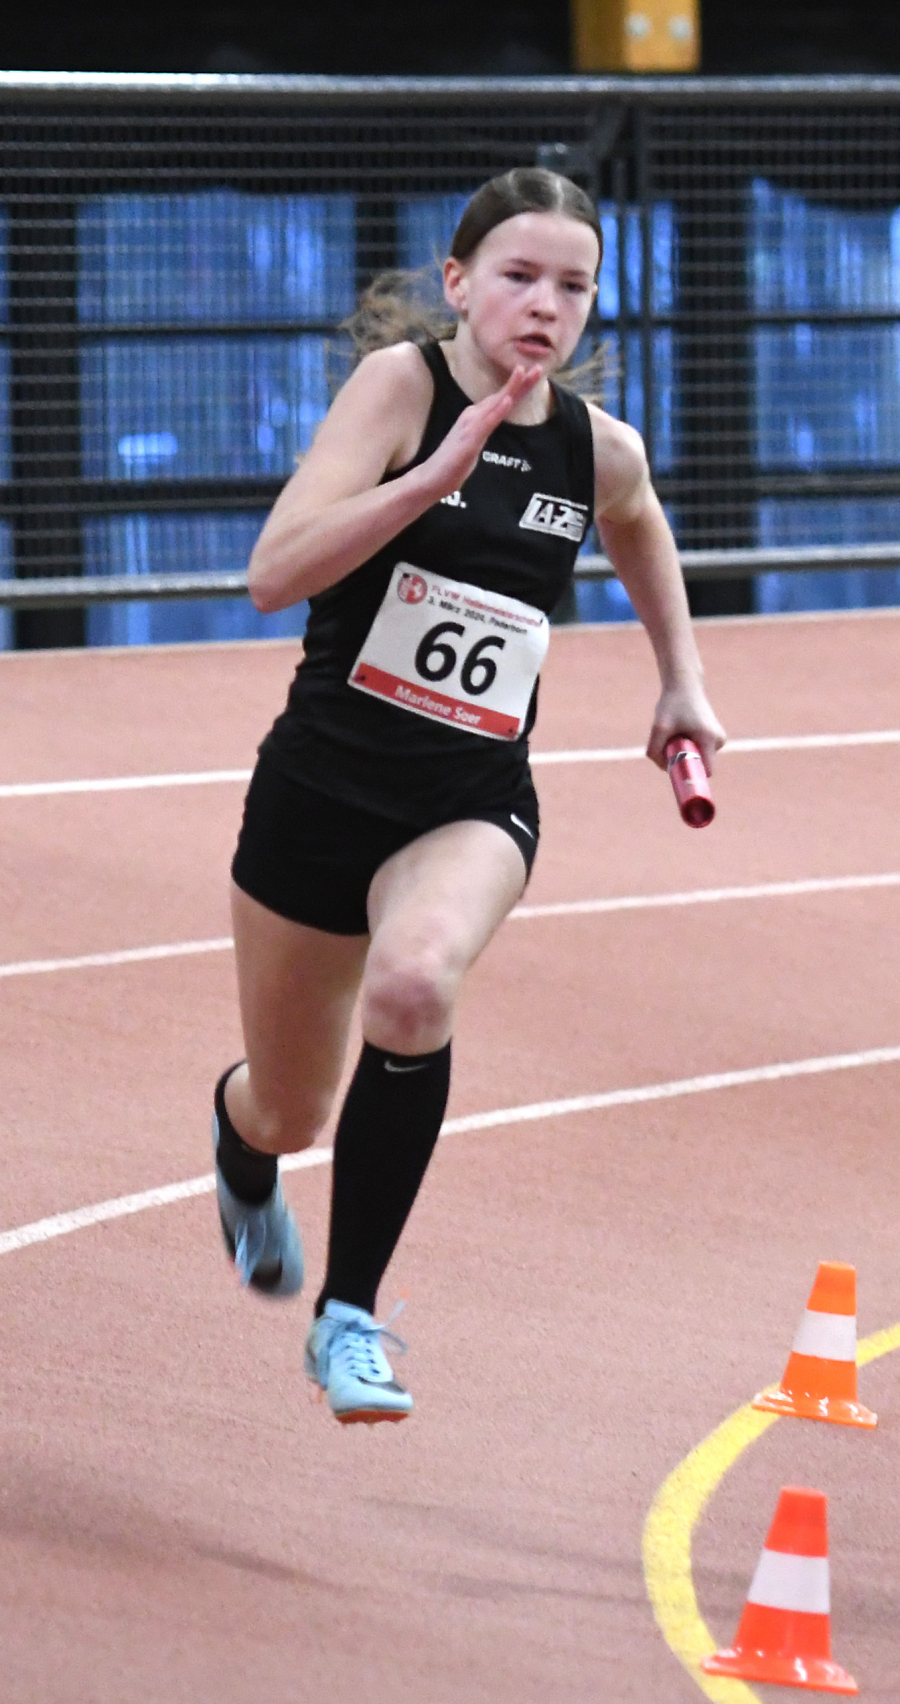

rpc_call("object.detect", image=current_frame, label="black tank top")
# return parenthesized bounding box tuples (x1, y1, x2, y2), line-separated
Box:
(260, 341, 595, 826)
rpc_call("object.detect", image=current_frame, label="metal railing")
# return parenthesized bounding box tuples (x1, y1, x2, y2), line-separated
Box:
(4, 543, 900, 610)
(2, 73, 900, 638)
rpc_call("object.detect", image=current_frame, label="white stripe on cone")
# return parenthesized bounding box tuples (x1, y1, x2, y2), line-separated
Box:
(791, 1308, 857, 1363)
(746, 1548, 831, 1616)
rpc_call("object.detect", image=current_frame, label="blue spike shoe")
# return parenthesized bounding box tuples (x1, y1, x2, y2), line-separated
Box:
(304, 1300, 413, 1423)
(212, 1108, 304, 1298)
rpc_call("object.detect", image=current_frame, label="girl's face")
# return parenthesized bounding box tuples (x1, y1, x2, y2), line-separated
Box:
(443, 210, 599, 378)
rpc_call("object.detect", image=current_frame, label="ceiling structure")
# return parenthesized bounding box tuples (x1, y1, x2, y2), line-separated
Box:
(1, 1, 899, 76)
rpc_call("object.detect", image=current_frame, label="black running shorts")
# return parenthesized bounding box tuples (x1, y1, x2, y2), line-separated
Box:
(231, 755, 540, 936)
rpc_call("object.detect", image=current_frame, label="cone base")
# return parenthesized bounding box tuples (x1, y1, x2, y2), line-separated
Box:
(703, 1647, 858, 1694)
(752, 1385, 877, 1428)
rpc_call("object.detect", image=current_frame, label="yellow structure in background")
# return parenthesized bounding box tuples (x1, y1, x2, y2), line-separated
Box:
(572, 0, 700, 71)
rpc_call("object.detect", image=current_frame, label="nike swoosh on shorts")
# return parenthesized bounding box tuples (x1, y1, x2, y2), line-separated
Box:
(510, 813, 535, 839)
(384, 1060, 430, 1074)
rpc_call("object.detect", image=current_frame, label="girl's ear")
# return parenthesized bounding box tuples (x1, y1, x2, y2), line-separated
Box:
(443, 255, 467, 315)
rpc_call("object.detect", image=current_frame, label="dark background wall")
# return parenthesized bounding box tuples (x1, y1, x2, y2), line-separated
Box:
(0, 1, 898, 76)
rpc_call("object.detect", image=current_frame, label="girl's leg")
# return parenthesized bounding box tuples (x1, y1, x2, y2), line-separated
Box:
(213, 883, 368, 1294)
(225, 881, 369, 1157)
(316, 818, 527, 1318)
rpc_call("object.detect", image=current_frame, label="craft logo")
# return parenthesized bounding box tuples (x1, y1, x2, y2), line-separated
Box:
(440, 489, 467, 508)
(397, 571, 427, 604)
(482, 450, 532, 472)
(518, 493, 589, 543)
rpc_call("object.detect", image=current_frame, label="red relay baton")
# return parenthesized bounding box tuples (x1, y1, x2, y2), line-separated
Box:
(665, 737, 715, 828)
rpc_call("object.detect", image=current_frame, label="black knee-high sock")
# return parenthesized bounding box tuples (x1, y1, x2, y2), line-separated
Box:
(214, 1065, 278, 1205)
(316, 1040, 452, 1317)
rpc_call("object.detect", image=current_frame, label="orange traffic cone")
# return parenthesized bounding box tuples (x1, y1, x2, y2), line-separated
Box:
(703, 1486, 857, 1694)
(753, 1261, 877, 1427)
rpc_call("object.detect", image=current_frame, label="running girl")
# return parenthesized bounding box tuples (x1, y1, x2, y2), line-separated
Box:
(212, 167, 725, 1424)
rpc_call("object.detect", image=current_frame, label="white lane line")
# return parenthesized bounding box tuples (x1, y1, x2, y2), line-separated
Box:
(0, 938, 234, 980)
(2, 1044, 900, 1258)
(513, 871, 900, 920)
(0, 768, 252, 799)
(532, 745, 644, 764)
(440, 1046, 900, 1134)
(3, 728, 900, 798)
(3, 872, 900, 983)
(726, 730, 900, 754)
(531, 729, 900, 765)
(0, 1174, 224, 1256)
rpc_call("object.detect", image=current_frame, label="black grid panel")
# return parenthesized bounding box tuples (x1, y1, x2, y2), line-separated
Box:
(2, 81, 900, 642)
(647, 104, 900, 552)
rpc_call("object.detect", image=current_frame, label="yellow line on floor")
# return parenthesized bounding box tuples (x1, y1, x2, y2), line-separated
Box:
(642, 1322, 900, 1700)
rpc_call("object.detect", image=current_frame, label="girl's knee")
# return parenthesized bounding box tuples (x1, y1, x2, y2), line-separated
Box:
(249, 1093, 330, 1156)
(361, 955, 455, 1054)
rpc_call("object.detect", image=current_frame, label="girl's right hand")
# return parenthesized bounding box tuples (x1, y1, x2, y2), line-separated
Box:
(420, 363, 543, 500)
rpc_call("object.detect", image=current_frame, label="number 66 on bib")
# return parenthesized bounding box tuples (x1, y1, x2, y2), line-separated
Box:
(349, 563, 550, 741)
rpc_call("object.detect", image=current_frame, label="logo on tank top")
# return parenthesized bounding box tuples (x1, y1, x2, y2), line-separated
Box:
(482, 450, 532, 472)
(440, 489, 467, 508)
(519, 493, 590, 543)
(397, 571, 428, 604)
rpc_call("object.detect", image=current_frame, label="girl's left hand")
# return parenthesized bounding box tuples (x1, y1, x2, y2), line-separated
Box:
(646, 680, 727, 775)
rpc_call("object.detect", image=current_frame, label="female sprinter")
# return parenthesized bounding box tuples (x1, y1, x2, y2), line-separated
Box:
(212, 167, 725, 1425)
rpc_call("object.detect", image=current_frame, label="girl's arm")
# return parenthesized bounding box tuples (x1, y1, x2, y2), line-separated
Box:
(248, 344, 541, 613)
(589, 408, 726, 772)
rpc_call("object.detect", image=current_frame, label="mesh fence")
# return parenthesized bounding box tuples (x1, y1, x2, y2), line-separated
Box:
(3, 76, 900, 643)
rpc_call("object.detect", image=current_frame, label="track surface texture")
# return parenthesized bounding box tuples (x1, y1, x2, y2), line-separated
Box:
(1, 611, 898, 1703)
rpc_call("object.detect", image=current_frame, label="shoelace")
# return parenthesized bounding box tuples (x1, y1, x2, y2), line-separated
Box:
(330, 1304, 407, 1381)
(233, 1206, 269, 1286)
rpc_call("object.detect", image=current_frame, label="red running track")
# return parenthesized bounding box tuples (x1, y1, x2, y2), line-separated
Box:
(0, 610, 899, 1702)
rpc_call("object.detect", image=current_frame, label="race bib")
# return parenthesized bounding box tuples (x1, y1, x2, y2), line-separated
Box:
(349, 563, 549, 741)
